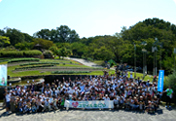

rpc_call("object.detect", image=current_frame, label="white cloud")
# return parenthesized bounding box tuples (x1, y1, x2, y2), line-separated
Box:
(174, 0, 176, 4)
(0, 0, 2, 2)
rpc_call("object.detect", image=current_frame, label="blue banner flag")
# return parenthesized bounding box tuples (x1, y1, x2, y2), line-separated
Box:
(157, 70, 164, 92)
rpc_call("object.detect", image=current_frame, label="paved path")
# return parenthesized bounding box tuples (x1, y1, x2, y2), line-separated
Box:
(66, 57, 103, 68)
(0, 106, 176, 121)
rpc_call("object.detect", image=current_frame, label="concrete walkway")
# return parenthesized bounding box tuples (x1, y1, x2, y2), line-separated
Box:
(0, 106, 176, 121)
(66, 57, 103, 68)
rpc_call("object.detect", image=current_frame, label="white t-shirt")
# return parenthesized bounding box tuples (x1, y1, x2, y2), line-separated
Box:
(6, 93, 11, 102)
(103, 97, 110, 100)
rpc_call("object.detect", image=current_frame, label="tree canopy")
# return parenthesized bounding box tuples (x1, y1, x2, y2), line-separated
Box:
(1, 18, 176, 75)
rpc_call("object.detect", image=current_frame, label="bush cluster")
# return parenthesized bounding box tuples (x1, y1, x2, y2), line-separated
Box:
(8, 58, 40, 63)
(51, 70, 90, 74)
(15, 64, 55, 70)
(23, 50, 42, 57)
(20, 62, 59, 66)
(0, 50, 42, 57)
(41, 67, 103, 70)
(0, 51, 23, 57)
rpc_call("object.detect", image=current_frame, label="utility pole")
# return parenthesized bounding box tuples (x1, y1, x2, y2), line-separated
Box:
(141, 41, 147, 79)
(134, 44, 136, 78)
(152, 38, 159, 76)
(174, 48, 176, 72)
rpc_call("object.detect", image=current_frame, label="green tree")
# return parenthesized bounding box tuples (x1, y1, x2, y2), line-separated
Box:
(56, 25, 79, 43)
(33, 38, 54, 49)
(5, 28, 25, 46)
(23, 33, 33, 42)
(0, 29, 5, 36)
(15, 42, 33, 50)
(71, 42, 88, 57)
(49, 45, 59, 56)
(0, 36, 10, 47)
(59, 47, 72, 59)
(34, 29, 51, 40)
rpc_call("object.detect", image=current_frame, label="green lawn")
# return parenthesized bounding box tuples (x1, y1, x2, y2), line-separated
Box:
(56, 64, 91, 68)
(40, 59, 80, 64)
(7, 58, 107, 77)
(92, 60, 104, 65)
(127, 72, 153, 81)
(6, 58, 164, 81)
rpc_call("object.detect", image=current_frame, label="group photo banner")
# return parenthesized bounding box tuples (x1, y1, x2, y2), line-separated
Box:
(0, 64, 7, 86)
(64, 100, 114, 109)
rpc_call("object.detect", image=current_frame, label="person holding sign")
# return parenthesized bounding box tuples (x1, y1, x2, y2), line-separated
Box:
(163, 86, 173, 108)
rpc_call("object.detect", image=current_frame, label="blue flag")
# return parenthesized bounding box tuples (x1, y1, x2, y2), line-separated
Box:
(157, 70, 164, 92)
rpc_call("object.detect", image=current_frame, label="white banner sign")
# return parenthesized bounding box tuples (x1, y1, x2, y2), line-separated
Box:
(64, 100, 114, 109)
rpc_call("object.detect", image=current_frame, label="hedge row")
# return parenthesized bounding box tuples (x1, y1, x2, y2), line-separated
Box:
(20, 62, 60, 66)
(14, 64, 54, 70)
(51, 71, 90, 74)
(23, 50, 42, 57)
(8, 58, 40, 63)
(0, 50, 42, 57)
(41, 67, 103, 70)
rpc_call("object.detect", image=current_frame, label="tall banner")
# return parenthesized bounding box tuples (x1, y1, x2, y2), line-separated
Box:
(64, 100, 114, 109)
(157, 70, 164, 92)
(0, 64, 7, 86)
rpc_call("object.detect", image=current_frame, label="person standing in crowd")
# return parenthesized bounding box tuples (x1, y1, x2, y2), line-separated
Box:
(164, 86, 173, 108)
(5, 90, 11, 115)
(3, 88, 7, 108)
(3, 72, 163, 114)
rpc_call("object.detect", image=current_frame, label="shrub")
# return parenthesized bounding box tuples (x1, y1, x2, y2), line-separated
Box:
(43, 50, 53, 59)
(0, 51, 23, 57)
(20, 62, 59, 66)
(51, 71, 90, 74)
(8, 58, 39, 63)
(165, 71, 176, 104)
(87, 57, 93, 62)
(23, 50, 42, 57)
(0, 50, 42, 57)
(15, 64, 54, 70)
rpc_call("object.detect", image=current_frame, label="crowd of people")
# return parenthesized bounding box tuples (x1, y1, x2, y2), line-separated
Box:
(4, 71, 173, 115)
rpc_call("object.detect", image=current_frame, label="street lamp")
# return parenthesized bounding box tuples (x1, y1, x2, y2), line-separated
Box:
(134, 44, 136, 78)
(152, 38, 159, 76)
(173, 48, 176, 72)
(159, 43, 163, 70)
(142, 48, 147, 79)
(141, 41, 147, 79)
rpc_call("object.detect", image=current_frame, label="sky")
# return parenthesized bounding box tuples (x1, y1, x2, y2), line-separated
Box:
(0, 0, 176, 38)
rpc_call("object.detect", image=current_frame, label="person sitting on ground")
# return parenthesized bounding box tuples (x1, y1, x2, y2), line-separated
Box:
(125, 98, 131, 110)
(113, 96, 119, 109)
(26, 100, 31, 113)
(18, 99, 24, 114)
(44, 98, 51, 112)
(153, 96, 159, 111)
(146, 101, 155, 113)
(138, 96, 145, 111)
(131, 97, 139, 110)
(31, 99, 37, 113)
(52, 96, 58, 110)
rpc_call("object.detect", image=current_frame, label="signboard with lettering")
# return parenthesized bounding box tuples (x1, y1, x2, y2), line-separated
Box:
(157, 70, 164, 92)
(64, 100, 114, 109)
